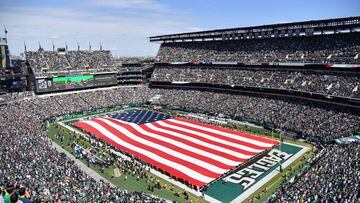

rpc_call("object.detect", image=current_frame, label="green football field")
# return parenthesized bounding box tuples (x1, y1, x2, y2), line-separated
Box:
(48, 107, 314, 203)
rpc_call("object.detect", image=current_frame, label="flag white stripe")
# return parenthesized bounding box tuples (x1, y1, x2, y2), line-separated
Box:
(109, 118, 241, 167)
(145, 122, 253, 159)
(158, 120, 262, 153)
(83, 120, 214, 183)
(99, 118, 228, 174)
(168, 119, 273, 148)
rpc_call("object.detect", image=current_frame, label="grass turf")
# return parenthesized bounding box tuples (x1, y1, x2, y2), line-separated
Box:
(49, 108, 314, 203)
(48, 124, 207, 203)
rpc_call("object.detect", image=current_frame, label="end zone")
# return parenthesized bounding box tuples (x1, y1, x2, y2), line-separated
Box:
(204, 142, 309, 203)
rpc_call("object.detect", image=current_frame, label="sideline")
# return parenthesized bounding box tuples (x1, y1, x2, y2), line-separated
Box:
(149, 169, 203, 197)
(50, 139, 116, 187)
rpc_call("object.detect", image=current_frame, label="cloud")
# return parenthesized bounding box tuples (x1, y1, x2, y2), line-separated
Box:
(89, 0, 167, 11)
(185, 27, 205, 32)
(49, 35, 60, 39)
(0, 1, 194, 56)
(274, 21, 290, 24)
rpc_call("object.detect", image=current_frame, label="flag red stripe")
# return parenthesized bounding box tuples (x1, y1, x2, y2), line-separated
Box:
(164, 119, 269, 150)
(141, 123, 245, 164)
(73, 121, 207, 186)
(153, 121, 258, 156)
(148, 122, 248, 162)
(174, 117, 277, 144)
(106, 118, 234, 170)
(94, 119, 221, 178)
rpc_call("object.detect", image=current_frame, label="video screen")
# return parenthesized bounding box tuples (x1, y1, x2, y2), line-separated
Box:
(35, 73, 117, 93)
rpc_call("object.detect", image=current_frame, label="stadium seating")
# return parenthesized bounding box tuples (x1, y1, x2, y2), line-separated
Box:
(156, 32, 360, 64)
(152, 66, 360, 98)
(25, 50, 117, 76)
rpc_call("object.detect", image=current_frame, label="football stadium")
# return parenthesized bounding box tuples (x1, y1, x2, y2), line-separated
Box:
(0, 1, 359, 203)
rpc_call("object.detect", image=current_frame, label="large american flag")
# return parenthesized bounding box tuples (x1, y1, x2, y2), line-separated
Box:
(73, 110, 278, 187)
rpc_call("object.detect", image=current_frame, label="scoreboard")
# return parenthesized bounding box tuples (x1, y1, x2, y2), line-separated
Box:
(35, 73, 117, 93)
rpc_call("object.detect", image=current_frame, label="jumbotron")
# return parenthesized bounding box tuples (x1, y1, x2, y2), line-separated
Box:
(0, 16, 359, 203)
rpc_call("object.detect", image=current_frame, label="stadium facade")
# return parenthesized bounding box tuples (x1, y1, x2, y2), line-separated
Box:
(0, 16, 359, 203)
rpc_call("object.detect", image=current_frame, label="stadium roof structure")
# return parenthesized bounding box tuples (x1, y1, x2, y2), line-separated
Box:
(150, 16, 360, 43)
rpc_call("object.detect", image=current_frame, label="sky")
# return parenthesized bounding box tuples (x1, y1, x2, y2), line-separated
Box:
(0, 0, 359, 57)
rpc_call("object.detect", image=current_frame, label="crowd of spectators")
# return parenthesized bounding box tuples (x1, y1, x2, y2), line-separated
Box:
(156, 32, 360, 64)
(150, 88, 360, 141)
(0, 85, 359, 202)
(25, 50, 117, 77)
(152, 66, 360, 98)
(270, 142, 360, 203)
(0, 86, 165, 202)
(0, 92, 34, 104)
(116, 57, 155, 64)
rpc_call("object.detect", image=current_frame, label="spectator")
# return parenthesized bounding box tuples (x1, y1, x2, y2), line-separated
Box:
(9, 194, 21, 203)
(17, 188, 30, 203)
